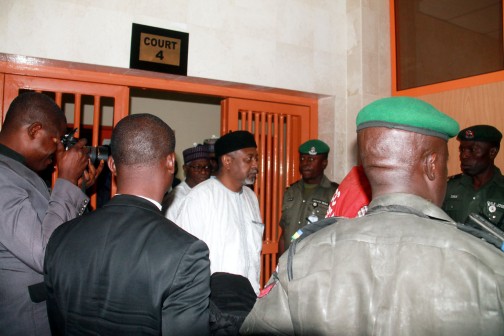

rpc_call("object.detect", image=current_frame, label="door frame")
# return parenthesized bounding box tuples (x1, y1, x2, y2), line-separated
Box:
(0, 52, 325, 288)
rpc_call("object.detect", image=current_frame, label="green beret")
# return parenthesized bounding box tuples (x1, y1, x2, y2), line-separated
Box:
(356, 97, 460, 140)
(457, 125, 502, 144)
(299, 139, 329, 155)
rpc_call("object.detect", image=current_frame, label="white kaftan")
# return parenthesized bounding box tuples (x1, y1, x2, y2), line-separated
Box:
(165, 180, 191, 222)
(175, 178, 264, 294)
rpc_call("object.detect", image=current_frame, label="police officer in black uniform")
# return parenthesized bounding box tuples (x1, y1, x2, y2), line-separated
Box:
(443, 125, 504, 229)
(278, 139, 338, 255)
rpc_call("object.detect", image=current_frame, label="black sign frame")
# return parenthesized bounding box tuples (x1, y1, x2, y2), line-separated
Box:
(130, 23, 189, 76)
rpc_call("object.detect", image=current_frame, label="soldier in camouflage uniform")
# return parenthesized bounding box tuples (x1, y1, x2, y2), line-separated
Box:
(443, 125, 504, 229)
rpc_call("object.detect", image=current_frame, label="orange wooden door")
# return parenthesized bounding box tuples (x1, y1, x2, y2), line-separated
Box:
(0, 74, 4, 117)
(222, 98, 317, 287)
(2, 74, 129, 208)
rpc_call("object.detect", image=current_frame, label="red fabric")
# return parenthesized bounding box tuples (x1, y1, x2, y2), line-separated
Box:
(258, 282, 276, 298)
(325, 166, 372, 218)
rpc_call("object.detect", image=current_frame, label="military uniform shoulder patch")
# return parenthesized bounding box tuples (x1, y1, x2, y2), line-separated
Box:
(288, 181, 297, 188)
(448, 174, 463, 181)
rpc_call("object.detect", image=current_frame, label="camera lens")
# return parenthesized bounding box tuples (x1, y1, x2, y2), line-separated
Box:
(86, 146, 110, 165)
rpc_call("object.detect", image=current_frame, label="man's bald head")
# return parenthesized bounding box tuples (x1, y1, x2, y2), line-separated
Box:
(356, 97, 458, 207)
(358, 127, 449, 206)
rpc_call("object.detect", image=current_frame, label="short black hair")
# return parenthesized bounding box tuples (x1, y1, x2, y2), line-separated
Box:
(110, 113, 175, 167)
(3, 92, 65, 131)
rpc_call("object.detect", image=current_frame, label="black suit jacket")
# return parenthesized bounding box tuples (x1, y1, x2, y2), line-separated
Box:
(44, 195, 211, 336)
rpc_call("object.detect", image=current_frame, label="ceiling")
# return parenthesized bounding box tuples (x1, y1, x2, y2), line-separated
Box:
(418, 0, 501, 39)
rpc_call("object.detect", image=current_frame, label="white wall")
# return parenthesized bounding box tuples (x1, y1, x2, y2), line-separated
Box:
(1, 0, 391, 181)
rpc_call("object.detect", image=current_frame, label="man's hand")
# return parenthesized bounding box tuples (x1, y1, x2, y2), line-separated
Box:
(78, 159, 105, 189)
(55, 138, 89, 185)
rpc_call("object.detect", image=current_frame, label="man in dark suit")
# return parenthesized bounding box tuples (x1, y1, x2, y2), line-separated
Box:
(44, 114, 211, 335)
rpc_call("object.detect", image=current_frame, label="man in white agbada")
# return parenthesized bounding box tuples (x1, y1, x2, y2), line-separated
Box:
(175, 130, 264, 294)
(165, 144, 211, 221)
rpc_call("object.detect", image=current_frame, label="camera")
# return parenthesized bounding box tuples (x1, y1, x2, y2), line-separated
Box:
(61, 128, 110, 165)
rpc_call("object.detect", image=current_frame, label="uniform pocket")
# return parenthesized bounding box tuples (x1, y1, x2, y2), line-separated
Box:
(282, 197, 294, 211)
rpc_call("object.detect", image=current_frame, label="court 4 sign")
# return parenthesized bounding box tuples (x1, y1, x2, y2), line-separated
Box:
(130, 23, 189, 76)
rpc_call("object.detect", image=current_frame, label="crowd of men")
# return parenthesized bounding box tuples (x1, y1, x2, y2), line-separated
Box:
(1, 92, 503, 335)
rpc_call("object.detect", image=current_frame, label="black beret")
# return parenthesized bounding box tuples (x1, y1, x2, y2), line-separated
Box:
(215, 130, 257, 157)
(457, 125, 502, 143)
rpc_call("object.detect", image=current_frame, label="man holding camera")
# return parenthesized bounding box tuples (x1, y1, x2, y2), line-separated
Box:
(0, 92, 101, 336)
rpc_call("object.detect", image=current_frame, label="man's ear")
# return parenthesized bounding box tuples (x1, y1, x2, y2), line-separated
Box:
(27, 122, 42, 139)
(165, 152, 176, 175)
(222, 154, 232, 169)
(490, 146, 499, 159)
(107, 156, 117, 176)
(424, 152, 437, 181)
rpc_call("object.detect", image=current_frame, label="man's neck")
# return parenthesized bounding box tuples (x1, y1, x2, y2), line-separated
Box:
(471, 166, 495, 190)
(217, 174, 242, 193)
(303, 175, 323, 185)
(185, 179, 197, 188)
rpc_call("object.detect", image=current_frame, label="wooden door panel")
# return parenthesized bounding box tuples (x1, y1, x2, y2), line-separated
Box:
(1, 54, 321, 290)
(222, 98, 316, 288)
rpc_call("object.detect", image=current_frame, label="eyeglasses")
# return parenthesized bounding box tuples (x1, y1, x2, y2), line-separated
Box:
(187, 165, 211, 172)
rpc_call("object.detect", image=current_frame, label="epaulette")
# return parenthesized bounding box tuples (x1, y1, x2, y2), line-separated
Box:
(287, 217, 339, 281)
(287, 180, 302, 188)
(447, 174, 463, 181)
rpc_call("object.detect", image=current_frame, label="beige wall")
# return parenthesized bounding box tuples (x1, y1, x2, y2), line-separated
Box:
(1, 0, 392, 182)
(130, 91, 220, 180)
(317, 0, 391, 181)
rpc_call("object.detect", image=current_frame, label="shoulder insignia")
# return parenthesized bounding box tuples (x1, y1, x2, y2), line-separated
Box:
(448, 174, 463, 181)
(287, 217, 339, 281)
(288, 180, 302, 188)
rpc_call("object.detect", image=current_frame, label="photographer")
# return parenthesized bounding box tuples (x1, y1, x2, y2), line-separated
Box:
(0, 92, 103, 336)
